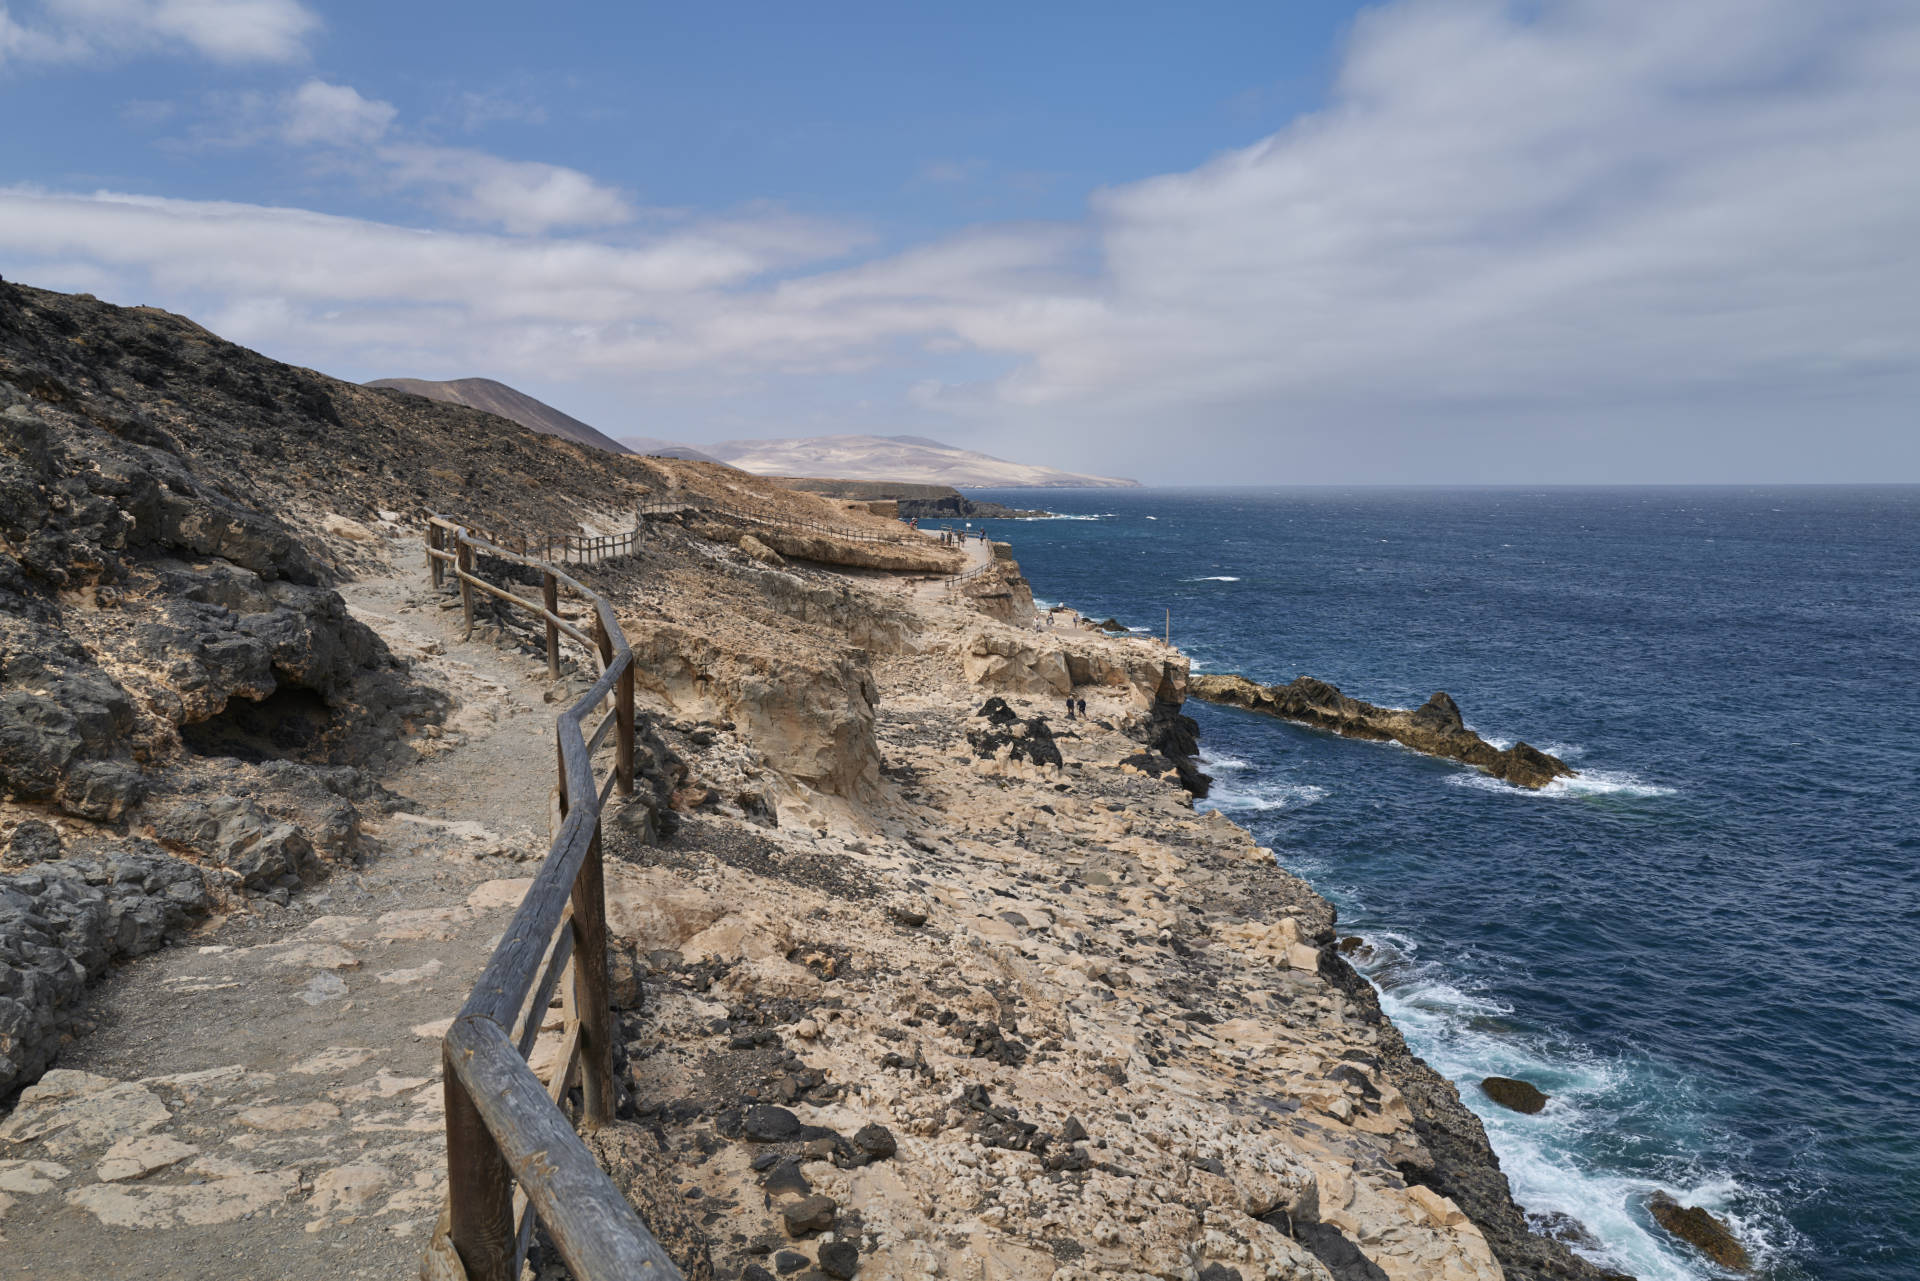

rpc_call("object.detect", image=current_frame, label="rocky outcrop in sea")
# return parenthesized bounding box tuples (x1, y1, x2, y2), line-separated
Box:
(1190, 673, 1576, 789)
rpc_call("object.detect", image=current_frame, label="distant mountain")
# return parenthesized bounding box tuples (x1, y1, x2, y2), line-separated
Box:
(616, 437, 724, 463)
(364, 377, 633, 455)
(704, 434, 1138, 489)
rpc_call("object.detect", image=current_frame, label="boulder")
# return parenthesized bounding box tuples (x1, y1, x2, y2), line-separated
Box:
(1647, 1192, 1750, 1271)
(781, 1194, 836, 1237)
(152, 796, 319, 892)
(1479, 1076, 1549, 1115)
(8, 820, 62, 864)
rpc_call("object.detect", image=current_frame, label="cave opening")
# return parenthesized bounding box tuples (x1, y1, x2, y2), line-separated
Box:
(180, 686, 339, 763)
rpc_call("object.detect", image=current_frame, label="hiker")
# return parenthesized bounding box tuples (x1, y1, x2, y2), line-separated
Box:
(1065, 697, 1076, 720)
(1077, 697, 1087, 718)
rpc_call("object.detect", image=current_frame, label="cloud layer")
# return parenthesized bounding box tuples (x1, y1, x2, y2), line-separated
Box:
(1, 0, 318, 66)
(3, 0, 1917, 480)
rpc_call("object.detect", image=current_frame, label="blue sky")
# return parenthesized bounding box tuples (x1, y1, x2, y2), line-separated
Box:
(2, 1, 1917, 482)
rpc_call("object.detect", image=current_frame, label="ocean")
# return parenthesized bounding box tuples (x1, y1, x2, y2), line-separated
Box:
(957, 486, 1919, 1281)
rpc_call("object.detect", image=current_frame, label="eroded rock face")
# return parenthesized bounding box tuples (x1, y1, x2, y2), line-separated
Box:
(0, 381, 432, 820)
(1190, 674, 1576, 790)
(628, 624, 882, 801)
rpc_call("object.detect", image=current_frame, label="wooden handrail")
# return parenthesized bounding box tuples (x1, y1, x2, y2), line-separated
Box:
(422, 518, 675, 1281)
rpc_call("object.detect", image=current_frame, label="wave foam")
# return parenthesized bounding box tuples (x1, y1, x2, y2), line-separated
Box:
(1185, 575, 1241, 582)
(1197, 779, 1327, 813)
(1358, 945, 1777, 1281)
(1447, 768, 1675, 800)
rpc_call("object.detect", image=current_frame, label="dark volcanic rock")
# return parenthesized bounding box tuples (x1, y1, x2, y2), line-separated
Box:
(6, 820, 61, 864)
(852, 1122, 896, 1160)
(1121, 700, 1211, 797)
(1648, 1192, 1751, 1271)
(1480, 1076, 1550, 1115)
(1189, 674, 1575, 791)
(742, 1104, 805, 1142)
(153, 795, 319, 892)
(0, 841, 211, 1096)
(817, 1239, 860, 1278)
(781, 1194, 837, 1237)
(966, 698, 1063, 769)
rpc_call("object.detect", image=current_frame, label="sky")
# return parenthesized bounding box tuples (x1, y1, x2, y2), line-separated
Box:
(1, 0, 1916, 484)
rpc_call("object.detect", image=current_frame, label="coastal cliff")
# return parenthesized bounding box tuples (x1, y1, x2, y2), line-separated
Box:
(0, 281, 1620, 1281)
(1190, 674, 1576, 790)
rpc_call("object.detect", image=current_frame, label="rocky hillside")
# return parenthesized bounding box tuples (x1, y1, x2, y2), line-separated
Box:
(364, 376, 636, 455)
(0, 278, 933, 1100)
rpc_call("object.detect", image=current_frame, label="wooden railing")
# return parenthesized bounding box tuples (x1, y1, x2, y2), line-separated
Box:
(421, 517, 680, 1281)
(456, 495, 931, 574)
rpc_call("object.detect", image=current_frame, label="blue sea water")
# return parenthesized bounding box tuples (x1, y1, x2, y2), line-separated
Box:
(956, 487, 1919, 1281)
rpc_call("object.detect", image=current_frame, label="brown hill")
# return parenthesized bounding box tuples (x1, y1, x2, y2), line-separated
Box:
(366, 376, 635, 455)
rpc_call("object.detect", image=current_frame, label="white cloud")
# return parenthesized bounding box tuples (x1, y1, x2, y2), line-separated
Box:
(375, 145, 634, 235)
(1, 0, 319, 66)
(3, 0, 1919, 480)
(280, 79, 393, 146)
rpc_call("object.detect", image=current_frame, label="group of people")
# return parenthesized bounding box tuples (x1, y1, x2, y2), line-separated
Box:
(934, 527, 991, 548)
(1064, 696, 1089, 720)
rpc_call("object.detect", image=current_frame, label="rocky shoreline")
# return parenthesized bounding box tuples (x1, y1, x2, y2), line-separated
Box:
(1189, 674, 1576, 791)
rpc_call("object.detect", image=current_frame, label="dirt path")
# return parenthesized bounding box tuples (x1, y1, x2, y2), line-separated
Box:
(0, 542, 567, 1280)
(907, 532, 992, 604)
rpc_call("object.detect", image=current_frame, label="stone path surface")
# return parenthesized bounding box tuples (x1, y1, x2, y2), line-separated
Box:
(0, 552, 566, 1280)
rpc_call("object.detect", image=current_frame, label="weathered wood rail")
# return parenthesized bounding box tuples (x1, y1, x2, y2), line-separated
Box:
(421, 517, 680, 1281)
(452, 493, 937, 575)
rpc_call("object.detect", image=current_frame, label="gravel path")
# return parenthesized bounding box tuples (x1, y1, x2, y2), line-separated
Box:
(0, 546, 570, 1280)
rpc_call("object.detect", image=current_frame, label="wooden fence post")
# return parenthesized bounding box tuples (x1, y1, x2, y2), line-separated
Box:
(615, 657, 635, 797)
(428, 523, 444, 588)
(571, 821, 614, 1128)
(542, 570, 560, 681)
(444, 1049, 515, 1281)
(457, 536, 475, 638)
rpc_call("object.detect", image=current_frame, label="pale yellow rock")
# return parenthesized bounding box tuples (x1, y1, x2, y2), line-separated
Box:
(337, 1070, 433, 1102)
(467, 878, 534, 912)
(269, 942, 361, 970)
(309, 1162, 393, 1216)
(1407, 1184, 1470, 1229)
(294, 914, 370, 940)
(376, 959, 444, 984)
(96, 1134, 199, 1182)
(0, 1159, 69, 1194)
(67, 1167, 301, 1228)
(235, 1101, 340, 1131)
(376, 907, 474, 940)
(322, 512, 377, 543)
(0, 1073, 170, 1156)
(411, 1017, 456, 1040)
(604, 865, 725, 951)
(290, 1047, 378, 1076)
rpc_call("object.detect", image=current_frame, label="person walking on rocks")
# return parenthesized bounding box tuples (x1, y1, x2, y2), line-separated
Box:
(1065, 697, 1076, 721)
(1077, 697, 1088, 718)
